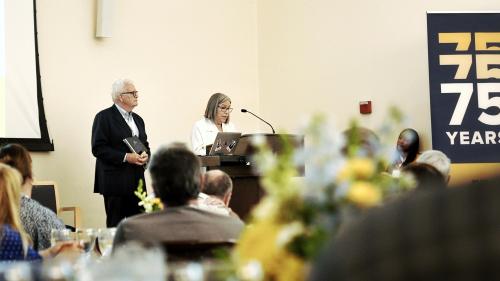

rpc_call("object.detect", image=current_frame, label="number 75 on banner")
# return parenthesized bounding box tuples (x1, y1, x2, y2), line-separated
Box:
(438, 32, 500, 126)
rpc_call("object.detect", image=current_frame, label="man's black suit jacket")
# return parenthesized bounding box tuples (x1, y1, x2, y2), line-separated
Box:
(92, 105, 150, 196)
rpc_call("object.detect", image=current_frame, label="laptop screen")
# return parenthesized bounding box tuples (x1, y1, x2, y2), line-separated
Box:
(208, 132, 242, 156)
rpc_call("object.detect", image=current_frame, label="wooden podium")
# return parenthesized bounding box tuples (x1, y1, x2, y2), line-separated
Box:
(199, 134, 304, 221)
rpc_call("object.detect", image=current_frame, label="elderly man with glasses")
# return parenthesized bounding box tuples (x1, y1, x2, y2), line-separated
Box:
(91, 78, 150, 227)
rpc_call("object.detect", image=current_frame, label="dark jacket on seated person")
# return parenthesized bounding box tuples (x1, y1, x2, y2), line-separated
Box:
(309, 176, 500, 281)
(113, 205, 244, 247)
(112, 143, 244, 249)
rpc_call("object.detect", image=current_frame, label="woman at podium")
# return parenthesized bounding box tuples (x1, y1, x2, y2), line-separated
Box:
(191, 93, 237, 155)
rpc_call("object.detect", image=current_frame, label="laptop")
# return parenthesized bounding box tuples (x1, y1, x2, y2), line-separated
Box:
(208, 132, 242, 156)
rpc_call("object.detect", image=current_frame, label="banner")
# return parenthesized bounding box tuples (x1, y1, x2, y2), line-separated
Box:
(427, 12, 500, 163)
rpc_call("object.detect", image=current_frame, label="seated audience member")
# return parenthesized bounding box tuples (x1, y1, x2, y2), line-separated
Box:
(416, 150, 451, 183)
(197, 169, 238, 217)
(113, 143, 244, 248)
(0, 143, 65, 251)
(0, 163, 78, 261)
(389, 128, 420, 175)
(402, 162, 446, 191)
(309, 176, 500, 281)
(342, 126, 380, 157)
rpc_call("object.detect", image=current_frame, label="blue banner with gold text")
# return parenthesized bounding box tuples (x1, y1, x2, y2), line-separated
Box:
(427, 12, 500, 163)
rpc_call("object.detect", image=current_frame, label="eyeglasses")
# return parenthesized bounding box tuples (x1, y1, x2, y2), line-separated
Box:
(218, 106, 233, 113)
(121, 91, 139, 98)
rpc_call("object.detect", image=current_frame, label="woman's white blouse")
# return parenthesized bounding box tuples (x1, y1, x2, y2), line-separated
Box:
(191, 118, 237, 155)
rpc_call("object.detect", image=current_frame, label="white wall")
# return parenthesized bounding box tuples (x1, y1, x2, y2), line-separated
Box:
(31, 0, 259, 228)
(257, 0, 500, 184)
(30, 0, 500, 228)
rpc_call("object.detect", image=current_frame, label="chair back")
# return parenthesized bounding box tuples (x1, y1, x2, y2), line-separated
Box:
(30, 180, 81, 229)
(31, 181, 59, 214)
(161, 240, 236, 262)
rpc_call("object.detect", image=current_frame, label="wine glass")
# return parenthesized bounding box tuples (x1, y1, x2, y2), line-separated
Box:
(76, 228, 97, 255)
(97, 228, 116, 257)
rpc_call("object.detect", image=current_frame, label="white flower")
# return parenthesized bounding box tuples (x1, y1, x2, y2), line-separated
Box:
(253, 151, 277, 175)
(334, 181, 350, 199)
(239, 260, 264, 281)
(138, 194, 158, 213)
(294, 114, 347, 203)
(252, 198, 278, 220)
(252, 134, 266, 146)
(276, 222, 304, 247)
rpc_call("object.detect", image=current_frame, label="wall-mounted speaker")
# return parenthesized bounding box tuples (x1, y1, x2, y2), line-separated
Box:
(96, 0, 114, 38)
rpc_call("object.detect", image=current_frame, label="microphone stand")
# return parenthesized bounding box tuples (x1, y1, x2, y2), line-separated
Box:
(241, 109, 275, 134)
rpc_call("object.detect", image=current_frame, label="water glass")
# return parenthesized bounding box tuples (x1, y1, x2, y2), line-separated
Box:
(50, 229, 71, 247)
(76, 228, 97, 254)
(97, 228, 116, 257)
(1, 263, 33, 281)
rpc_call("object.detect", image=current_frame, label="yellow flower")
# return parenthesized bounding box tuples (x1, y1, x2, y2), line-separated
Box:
(236, 219, 281, 271)
(152, 198, 164, 210)
(273, 254, 305, 281)
(338, 158, 375, 181)
(236, 219, 306, 281)
(347, 181, 381, 208)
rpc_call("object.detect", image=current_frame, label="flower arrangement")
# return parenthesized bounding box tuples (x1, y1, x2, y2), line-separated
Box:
(234, 110, 413, 281)
(134, 179, 163, 213)
(131, 108, 414, 281)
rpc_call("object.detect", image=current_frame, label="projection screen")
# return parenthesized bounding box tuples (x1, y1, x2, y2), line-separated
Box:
(0, 0, 53, 151)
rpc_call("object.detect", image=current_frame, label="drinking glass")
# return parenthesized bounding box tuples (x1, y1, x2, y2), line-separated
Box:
(97, 228, 116, 257)
(1, 262, 33, 281)
(76, 228, 97, 254)
(50, 229, 71, 247)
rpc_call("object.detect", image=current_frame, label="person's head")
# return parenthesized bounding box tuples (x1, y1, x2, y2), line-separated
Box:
(342, 126, 380, 158)
(111, 78, 138, 111)
(204, 93, 232, 125)
(202, 170, 233, 205)
(397, 128, 420, 165)
(149, 143, 202, 207)
(416, 150, 451, 183)
(0, 163, 29, 250)
(0, 143, 32, 185)
(402, 162, 446, 191)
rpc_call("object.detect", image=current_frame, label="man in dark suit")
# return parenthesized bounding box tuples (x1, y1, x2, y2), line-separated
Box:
(112, 143, 244, 248)
(309, 177, 500, 281)
(92, 78, 150, 227)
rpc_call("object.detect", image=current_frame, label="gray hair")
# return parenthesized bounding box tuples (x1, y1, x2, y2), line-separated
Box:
(111, 78, 134, 102)
(204, 93, 231, 123)
(202, 169, 233, 199)
(416, 150, 451, 178)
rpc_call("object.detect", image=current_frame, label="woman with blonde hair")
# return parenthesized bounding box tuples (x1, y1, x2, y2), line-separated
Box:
(0, 143, 65, 250)
(0, 163, 76, 261)
(0, 163, 41, 260)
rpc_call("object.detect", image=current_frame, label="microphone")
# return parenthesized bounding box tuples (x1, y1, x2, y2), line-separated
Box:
(241, 109, 275, 134)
